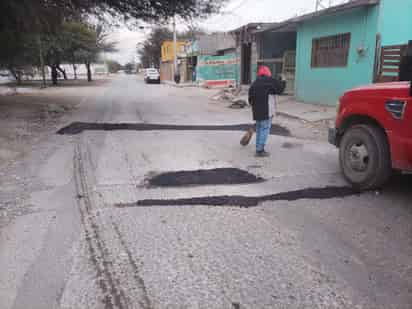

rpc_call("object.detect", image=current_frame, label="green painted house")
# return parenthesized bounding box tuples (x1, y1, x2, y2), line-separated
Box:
(250, 0, 412, 105)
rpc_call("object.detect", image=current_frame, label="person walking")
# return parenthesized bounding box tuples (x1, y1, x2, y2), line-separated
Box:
(248, 66, 281, 157)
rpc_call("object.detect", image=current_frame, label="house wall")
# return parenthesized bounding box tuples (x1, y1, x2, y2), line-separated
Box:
(161, 41, 187, 62)
(196, 53, 239, 87)
(256, 31, 297, 79)
(160, 61, 173, 81)
(378, 0, 412, 46)
(197, 33, 236, 56)
(259, 32, 297, 59)
(251, 42, 258, 82)
(235, 46, 242, 87)
(295, 6, 379, 105)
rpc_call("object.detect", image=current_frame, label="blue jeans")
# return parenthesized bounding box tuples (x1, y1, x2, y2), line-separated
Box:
(255, 119, 272, 152)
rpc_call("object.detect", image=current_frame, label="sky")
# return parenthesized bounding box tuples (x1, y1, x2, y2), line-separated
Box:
(108, 0, 347, 64)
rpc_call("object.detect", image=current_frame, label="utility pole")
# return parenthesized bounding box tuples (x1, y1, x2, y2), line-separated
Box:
(37, 35, 47, 88)
(173, 14, 180, 84)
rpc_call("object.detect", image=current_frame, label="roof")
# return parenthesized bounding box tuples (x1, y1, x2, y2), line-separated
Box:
(196, 32, 236, 55)
(229, 23, 277, 34)
(257, 0, 379, 33)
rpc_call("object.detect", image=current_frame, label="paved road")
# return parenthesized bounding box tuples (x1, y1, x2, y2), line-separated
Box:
(1, 75, 412, 309)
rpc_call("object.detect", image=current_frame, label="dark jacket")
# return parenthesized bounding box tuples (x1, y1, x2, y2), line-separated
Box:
(248, 76, 281, 121)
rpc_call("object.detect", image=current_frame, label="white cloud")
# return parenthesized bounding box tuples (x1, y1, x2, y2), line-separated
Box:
(107, 28, 147, 64)
(108, 0, 347, 64)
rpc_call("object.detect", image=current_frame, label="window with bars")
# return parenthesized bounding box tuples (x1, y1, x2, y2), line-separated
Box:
(311, 33, 351, 68)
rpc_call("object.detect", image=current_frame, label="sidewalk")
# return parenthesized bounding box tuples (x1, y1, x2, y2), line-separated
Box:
(229, 93, 336, 123)
(276, 96, 336, 122)
(161, 80, 197, 88)
(162, 81, 337, 123)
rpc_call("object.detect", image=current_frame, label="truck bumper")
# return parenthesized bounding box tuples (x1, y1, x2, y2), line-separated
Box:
(328, 128, 338, 146)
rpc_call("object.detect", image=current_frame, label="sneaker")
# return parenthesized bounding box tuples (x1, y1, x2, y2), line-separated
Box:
(255, 150, 270, 157)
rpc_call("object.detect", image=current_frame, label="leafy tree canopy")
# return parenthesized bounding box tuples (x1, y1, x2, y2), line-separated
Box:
(137, 26, 205, 68)
(0, 0, 225, 33)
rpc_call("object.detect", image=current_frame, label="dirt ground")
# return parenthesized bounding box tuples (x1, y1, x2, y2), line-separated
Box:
(0, 80, 108, 170)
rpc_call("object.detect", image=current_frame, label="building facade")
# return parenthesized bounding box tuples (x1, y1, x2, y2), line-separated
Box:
(160, 40, 187, 81)
(189, 33, 238, 87)
(160, 41, 187, 62)
(295, 4, 379, 104)
(234, 0, 412, 105)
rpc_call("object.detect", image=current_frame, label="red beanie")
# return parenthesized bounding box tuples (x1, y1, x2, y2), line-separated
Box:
(257, 66, 272, 77)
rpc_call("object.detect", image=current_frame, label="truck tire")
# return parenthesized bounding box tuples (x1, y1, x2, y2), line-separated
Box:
(339, 124, 392, 190)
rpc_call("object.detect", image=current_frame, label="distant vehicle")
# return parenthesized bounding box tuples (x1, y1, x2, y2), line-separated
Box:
(329, 81, 412, 190)
(144, 68, 160, 84)
(0, 70, 10, 77)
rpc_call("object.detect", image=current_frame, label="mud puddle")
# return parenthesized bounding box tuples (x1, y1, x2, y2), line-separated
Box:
(147, 168, 264, 187)
(57, 122, 290, 136)
(116, 186, 361, 208)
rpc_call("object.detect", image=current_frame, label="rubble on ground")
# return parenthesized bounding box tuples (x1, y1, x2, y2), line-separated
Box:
(211, 87, 249, 109)
(229, 99, 248, 109)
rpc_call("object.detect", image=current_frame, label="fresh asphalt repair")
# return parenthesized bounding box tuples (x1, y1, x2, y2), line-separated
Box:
(62, 123, 361, 209)
(116, 186, 361, 208)
(57, 122, 291, 136)
(147, 168, 264, 187)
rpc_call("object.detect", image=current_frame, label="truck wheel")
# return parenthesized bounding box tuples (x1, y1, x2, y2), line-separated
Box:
(339, 124, 392, 190)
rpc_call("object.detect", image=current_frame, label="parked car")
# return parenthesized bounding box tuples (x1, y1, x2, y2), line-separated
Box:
(144, 68, 160, 84)
(329, 81, 412, 190)
(0, 70, 10, 77)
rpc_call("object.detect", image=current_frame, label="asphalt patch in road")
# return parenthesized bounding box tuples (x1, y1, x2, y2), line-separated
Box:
(56, 122, 290, 136)
(282, 142, 303, 149)
(116, 186, 360, 208)
(147, 168, 264, 187)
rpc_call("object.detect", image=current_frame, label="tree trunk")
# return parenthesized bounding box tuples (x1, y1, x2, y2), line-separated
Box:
(86, 62, 92, 82)
(50, 66, 58, 85)
(9, 67, 22, 85)
(37, 35, 47, 88)
(72, 64, 77, 80)
(57, 66, 67, 80)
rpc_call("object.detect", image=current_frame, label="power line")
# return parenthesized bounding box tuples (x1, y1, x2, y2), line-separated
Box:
(226, 0, 251, 13)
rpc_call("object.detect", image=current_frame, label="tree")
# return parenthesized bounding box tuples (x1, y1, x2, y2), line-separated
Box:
(80, 25, 117, 82)
(0, 1, 225, 34)
(137, 26, 205, 69)
(124, 62, 135, 74)
(107, 60, 121, 73)
(0, 0, 222, 84)
(137, 27, 173, 69)
(0, 31, 38, 84)
(40, 22, 116, 84)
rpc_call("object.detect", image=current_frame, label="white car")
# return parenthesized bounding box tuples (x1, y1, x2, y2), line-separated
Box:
(144, 68, 160, 84)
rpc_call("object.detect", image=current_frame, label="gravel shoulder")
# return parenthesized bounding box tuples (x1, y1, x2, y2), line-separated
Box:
(0, 79, 109, 229)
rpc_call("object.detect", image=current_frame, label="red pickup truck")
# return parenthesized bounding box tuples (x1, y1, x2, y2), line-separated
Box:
(329, 81, 412, 190)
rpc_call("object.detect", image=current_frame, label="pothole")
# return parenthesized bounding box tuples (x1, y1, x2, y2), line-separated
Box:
(147, 168, 264, 187)
(116, 186, 361, 208)
(56, 122, 290, 136)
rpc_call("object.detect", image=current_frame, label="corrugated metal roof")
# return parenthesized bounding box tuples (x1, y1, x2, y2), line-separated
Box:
(229, 23, 277, 34)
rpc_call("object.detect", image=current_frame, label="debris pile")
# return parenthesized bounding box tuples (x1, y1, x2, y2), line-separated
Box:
(210, 87, 249, 109)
